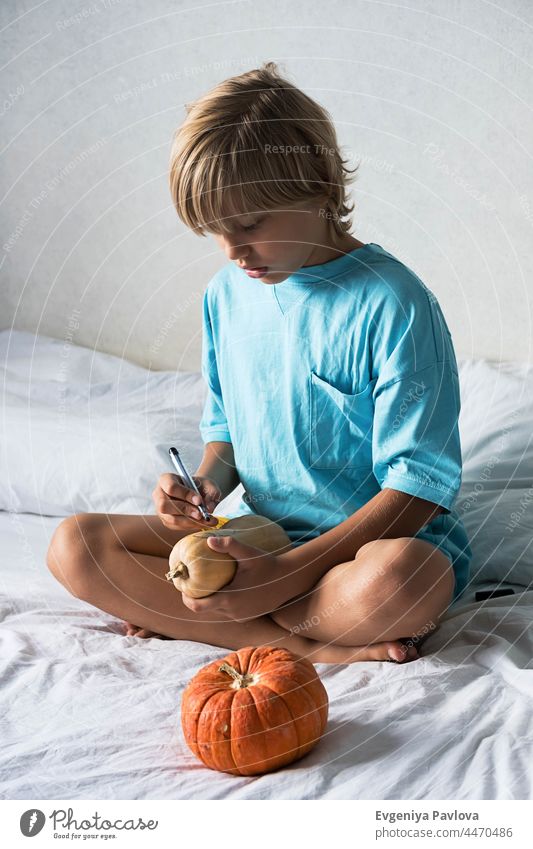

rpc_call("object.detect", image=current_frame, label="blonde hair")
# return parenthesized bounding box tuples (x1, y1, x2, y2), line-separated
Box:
(169, 61, 358, 239)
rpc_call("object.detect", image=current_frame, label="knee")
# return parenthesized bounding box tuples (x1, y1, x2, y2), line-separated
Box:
(394, 537, 454, 598)
(46, 513, 105, 598)
(357, 536, 455, 605)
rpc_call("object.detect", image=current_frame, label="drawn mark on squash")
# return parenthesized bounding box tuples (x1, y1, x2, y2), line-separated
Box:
(212, 515, 231, 529)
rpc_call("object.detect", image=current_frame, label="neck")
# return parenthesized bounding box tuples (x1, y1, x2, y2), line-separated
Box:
(303, 233, 365, 267)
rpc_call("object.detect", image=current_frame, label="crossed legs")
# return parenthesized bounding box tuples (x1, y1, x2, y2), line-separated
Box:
(46, 513, 455, 664)
(269, 536, 455, 646)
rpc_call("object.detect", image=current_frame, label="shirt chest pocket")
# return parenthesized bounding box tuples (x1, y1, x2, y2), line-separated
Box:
(308, 372, 377, 470)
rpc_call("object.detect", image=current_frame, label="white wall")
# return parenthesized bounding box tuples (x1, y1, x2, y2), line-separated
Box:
(1, 0, 532, 370)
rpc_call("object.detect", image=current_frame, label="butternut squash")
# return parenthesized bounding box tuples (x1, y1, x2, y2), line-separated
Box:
(165, 514, 293, 598)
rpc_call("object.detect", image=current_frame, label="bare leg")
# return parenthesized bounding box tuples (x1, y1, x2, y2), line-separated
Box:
(270, 536, 455, 651)
(45, 514, 418, 663)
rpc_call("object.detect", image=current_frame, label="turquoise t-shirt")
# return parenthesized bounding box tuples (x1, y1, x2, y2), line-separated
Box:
(199, 243, 472, 602)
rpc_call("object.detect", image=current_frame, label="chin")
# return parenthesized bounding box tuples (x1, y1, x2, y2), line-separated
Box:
(261, 271, 288, 284)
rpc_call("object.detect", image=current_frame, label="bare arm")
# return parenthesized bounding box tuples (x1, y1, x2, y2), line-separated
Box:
(194, 441, 241, 502)
(278, 488, 443, 599)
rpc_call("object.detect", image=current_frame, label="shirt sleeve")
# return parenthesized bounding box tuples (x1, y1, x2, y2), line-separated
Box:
(370, 287, 463, 513)
(198, 290, 232, 445)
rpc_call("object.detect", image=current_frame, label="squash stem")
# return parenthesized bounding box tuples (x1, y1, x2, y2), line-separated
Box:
(219, 662, 254, 688)
(166, 562, 189, 581)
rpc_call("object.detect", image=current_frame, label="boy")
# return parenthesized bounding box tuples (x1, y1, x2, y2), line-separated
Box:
(47, 62, 472, 665)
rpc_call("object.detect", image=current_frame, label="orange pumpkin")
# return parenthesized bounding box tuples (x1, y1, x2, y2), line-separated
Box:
(181, 645, 329, 775)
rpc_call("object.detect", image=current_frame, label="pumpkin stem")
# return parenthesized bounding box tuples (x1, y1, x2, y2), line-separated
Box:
(219, 661, 254, 688)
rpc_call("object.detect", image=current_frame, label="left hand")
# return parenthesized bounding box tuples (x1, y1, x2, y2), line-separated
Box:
(180, 535, 293, 623)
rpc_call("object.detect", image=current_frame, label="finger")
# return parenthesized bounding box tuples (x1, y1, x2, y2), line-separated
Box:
(183, 502, 209, 521)
(158, 496, 206, 523)
(160, 514, 203, 531)
(191, 482, 221, 515)
(160, 475, 202, 507)
(159, 474, 192, 501)
(198, 514, 220, 527)
(177, 501, 214, 522)
(193, 476, 220, 498)
(181, 594, 223, 616)
(206, 535, 264, 563)
(181, 594, 199, 612)
(157, 511, 195, 530)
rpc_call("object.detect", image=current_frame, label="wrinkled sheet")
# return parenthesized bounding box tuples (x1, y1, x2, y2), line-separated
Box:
(1, 511, 531, 800)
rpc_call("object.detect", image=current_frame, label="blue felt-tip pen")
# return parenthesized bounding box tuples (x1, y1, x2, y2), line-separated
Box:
(168, 447, 211, 522)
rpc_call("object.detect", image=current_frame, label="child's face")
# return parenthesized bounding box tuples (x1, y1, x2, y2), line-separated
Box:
(211, 197, 341, 284)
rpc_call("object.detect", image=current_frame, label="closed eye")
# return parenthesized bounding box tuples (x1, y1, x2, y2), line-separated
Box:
(242, 218, 264, 233)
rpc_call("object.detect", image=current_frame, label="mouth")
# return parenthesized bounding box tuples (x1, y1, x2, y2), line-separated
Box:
(240, 266, 269, 278)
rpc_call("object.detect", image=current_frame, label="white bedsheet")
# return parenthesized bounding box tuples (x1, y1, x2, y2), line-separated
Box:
(1, 330, 532, 799)
(1, 510, 531, 800)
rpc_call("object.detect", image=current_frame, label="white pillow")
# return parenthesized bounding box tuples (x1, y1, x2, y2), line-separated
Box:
(0, 330, 244, 517)
(456, 358, 533, 586)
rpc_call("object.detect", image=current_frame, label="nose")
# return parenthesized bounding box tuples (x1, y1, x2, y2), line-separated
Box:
(219, 233, 249, 263)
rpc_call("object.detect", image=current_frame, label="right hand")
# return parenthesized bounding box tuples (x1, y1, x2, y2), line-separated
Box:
(152, 473, 221, 530)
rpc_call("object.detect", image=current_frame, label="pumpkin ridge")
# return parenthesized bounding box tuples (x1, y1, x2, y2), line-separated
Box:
(181, 684, 225, 757)
(261, 668, 328, 753)
(271, 661, 329, 713)
(260, 666, 325, 707)
(198, 689, 235, 773)
(263, 677, 321, 755)
(248, 645, 291, 674)
(182, 683, 222, 719)
(246, 684, 299, 772)
(259, 683, 303, 760)
(221, 688, 239, 774)
(230, 687, 266, 774)
(235, 647, 256, 677)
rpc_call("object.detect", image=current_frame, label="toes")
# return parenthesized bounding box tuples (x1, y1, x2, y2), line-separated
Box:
(124, 623, 154, 638)
(135, 629, 167, 639)
(386, 644, 407, 663)
(387, 646, 405, 663)
(330, 640, 419, 664)
(386, 641, 419, 663)
(121, 624, 172, 641)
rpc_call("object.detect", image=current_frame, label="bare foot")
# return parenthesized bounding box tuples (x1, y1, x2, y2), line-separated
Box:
(123, 621, 170, 640)
(305, 637, 421, 664)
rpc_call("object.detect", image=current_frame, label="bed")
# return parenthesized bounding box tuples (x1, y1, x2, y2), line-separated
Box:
(1, 329, 532, 800)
